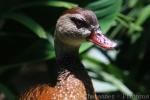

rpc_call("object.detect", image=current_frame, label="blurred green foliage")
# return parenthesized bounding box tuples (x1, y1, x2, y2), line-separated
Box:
(0, 0, 150, 100)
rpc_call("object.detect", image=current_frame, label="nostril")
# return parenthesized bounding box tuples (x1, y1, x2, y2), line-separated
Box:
(96, 33, 102, 37)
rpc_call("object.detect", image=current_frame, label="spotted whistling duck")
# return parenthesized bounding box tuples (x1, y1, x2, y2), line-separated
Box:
(20, 7, 117, 100)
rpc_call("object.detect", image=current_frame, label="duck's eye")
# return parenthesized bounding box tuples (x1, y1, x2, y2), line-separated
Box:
(70, 17, 89, 29)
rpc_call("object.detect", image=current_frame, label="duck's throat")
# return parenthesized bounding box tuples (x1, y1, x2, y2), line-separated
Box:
(55, 37, 81, 67)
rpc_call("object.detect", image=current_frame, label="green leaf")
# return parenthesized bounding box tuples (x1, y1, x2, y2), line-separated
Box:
(135, 4, 150, 25)
(106, 64, 124, 79)
(86, 0, 115, 11)
(8, 1, 77, 12)
(2, 13, 47, 39)
(87, 0, 122, 33)
(79, 42, 93, 53)
(92, 79, 118, 92)
(100, 72, 133, 96)
(0, 84, 16, 100)
(46, 1, 77, 9)
(116, 17, 129, 28)
(128, 0, 138, 8)
(83, 53, 134, 96)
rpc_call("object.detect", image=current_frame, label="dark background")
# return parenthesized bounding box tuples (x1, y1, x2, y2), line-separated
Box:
(0, 0, 150, 100)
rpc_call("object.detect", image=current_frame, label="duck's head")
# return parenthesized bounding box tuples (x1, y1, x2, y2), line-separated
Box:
(55, 7, 117, 49)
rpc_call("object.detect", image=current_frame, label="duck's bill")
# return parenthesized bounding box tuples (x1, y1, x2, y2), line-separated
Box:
(89, 29, 117, 49)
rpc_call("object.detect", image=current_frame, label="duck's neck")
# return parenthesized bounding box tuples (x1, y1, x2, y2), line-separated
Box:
(55, 39, 81, 68)
(54, 36, 97, 99)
